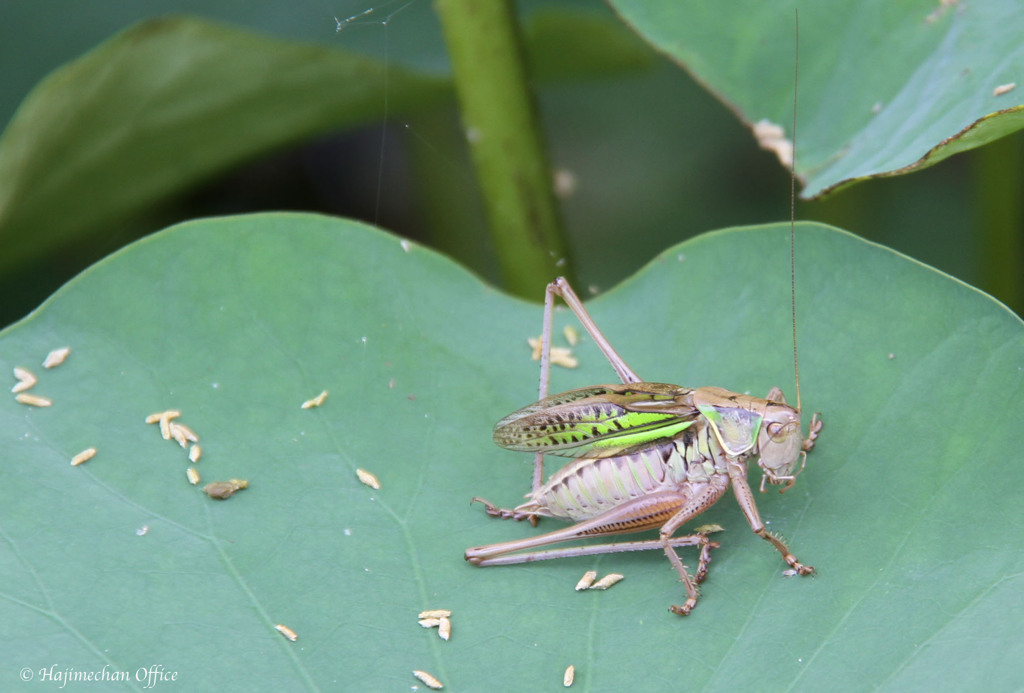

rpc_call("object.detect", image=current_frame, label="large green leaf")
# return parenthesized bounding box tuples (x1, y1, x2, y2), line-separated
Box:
(2, 214, 1021, 691)
(0, 15, 450, 275)
(609, 0, 1024, 198)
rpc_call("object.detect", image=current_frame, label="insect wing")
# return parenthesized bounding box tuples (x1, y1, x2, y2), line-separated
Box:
(494, 383, 698, 458)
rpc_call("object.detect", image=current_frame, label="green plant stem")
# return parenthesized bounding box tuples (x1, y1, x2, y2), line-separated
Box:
(971, 132, 1023, 315)
(434, 0, 573, 298)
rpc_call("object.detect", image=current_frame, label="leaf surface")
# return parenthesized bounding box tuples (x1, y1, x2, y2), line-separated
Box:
(610, 0, 1024, 197)
(1, 214, 1021, 691)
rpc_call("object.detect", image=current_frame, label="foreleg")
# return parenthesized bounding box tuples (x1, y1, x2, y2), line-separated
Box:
(728, 460, 814, 575)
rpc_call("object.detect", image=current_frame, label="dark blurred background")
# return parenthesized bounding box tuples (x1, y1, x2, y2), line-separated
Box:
(1, 0, 1020, 329)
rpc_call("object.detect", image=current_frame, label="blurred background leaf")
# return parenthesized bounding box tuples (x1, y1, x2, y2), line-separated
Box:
(611, 0, 1024, 197)
(0, 15, 450, 274)
(1, 215, 1020, 691)
(1, 0, 1022, 326)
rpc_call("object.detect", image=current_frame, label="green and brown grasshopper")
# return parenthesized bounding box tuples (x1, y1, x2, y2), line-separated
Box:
(465, 277, 822, 615)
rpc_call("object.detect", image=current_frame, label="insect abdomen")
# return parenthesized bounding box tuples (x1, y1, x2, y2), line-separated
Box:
(521, 424, 723, 522)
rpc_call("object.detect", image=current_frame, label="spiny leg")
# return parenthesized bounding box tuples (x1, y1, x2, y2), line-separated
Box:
(662, 532, 723, 616)
(467, 487, 728, 611)
(546, 278, 642, 385)
(657, 501, 724, 616)
(530, 279, 561, 499)
(728, 460, 814, 575)
(466, 535, 719, 566)
(692, 535, 717, 584)
(803, 412, 823, 452)
(528, 277, 644, 522)
(470, 497, 535, 522)
(755, 528, 813, 575)
(525, 453, 544, 526)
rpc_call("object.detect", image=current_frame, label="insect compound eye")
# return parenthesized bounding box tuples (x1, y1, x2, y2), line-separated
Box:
(766, 420, 797, 442)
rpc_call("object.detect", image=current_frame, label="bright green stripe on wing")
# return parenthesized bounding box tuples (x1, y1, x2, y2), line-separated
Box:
(496, 416, 694, 456)
(582, 418, 692, 451)
(542, 410, 678, 445)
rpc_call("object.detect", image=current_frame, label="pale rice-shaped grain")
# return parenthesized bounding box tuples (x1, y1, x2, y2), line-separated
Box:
(43, 347, 71, 368)
(275, 624, 298, 641)
(16, 392, 52, 407)
(173, 422, 198, 442)
(169, 422, 189, 448)
(412, 670, 443, 689)
(590, 573, 625, 590)
(563, 325, 579, 346)
(12, 366, 37, 393)
(70, 447, 97, 466)
(574, 570, 597, 591)
(549, 347, 578, 369)
(527, 337, 543, 361)
(301, 390, 328, 409)
(155, 410, 181, 439)
(356, 468, 380, 490)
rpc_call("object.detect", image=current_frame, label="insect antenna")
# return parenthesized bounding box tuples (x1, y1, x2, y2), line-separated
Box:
(789, 10, 802, 414)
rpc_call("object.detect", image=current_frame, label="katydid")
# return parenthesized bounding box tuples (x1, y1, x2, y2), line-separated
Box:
(465, 21, 821, 617)
(465, 278, 822, 615)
